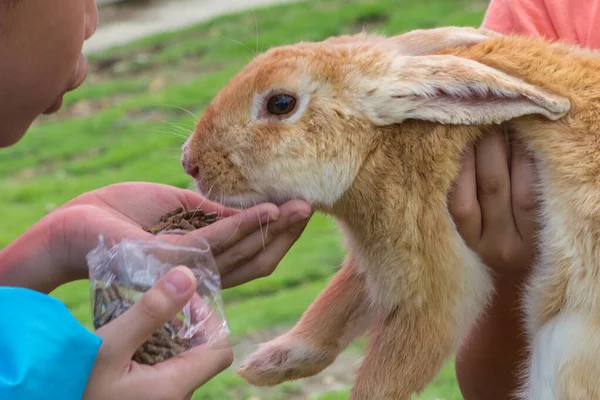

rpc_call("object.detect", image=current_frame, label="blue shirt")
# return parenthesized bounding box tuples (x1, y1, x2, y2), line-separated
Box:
(0, 287, 102, 400)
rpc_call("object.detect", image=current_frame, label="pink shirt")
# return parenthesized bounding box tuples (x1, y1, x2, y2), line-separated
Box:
(482, 0, 600, 48)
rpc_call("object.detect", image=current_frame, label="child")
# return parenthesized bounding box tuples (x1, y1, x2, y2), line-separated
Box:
(0, 1, 312, 399)
(451, 0, 600, 399)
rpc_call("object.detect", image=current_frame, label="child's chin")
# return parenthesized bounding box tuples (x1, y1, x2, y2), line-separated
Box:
(43, 96, 63, 115)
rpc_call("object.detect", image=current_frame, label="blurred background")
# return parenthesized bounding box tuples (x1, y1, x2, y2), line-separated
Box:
(0, 0, 488, 398)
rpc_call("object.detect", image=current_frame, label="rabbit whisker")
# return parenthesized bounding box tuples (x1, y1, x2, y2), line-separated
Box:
(156, 103, 200, 123)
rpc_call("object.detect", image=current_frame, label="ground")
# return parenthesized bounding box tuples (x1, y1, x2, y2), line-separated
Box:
(0, 0, 487, 398)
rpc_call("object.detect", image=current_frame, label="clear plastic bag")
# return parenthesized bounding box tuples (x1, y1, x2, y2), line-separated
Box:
(87, 233, 230, 365)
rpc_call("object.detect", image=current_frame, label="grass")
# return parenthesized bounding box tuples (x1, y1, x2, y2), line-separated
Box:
(0, 0, 486, 398)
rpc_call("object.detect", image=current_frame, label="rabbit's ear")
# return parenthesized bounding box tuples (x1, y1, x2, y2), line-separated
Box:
(359, 54, 571, 126)
(391, 26, 500, 56)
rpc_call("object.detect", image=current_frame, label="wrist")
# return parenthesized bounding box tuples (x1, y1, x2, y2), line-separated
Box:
(0, 210, 77, 293)
(491, 266, 531, 309)
(485, 256, 533, 303)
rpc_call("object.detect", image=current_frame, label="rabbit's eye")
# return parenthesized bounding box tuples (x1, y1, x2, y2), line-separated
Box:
(266, 94, 296, 115)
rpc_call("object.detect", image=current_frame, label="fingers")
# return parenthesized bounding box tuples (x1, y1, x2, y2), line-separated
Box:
(97, 266, 197, 362)
(178, 189, 239, 218)
(215, 200, 312, 277)
(448, 142, 481, 247)
(221, 218, 311, 288)
(509, 132, 539, 246)
(153, 295, 234, 393)
(159, 346, 234, 392)
(475, 126, 516, 239)
(159, 199, 311, 288)
(193, 203, 281, 252)
(450, 128, 538, 277)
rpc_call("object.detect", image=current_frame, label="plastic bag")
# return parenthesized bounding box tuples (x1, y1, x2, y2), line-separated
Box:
(87, 233, 230, 365)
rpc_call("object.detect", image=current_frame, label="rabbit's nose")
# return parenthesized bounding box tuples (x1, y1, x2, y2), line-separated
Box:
(181, 151, 199, 179)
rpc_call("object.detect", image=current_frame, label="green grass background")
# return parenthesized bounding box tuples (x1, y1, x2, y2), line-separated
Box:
(0, 0, 487, 398)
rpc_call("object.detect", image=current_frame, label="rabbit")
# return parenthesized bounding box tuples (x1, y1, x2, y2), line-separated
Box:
(181, 25, 600, 400)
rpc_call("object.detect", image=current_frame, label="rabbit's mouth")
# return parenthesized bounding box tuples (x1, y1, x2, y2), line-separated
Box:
(198, 186, 272, 210)
(215, 188, 303, 210)
(221, 191, 272, 210)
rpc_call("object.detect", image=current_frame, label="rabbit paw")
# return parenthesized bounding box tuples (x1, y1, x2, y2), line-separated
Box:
(237, 335, 337, 386)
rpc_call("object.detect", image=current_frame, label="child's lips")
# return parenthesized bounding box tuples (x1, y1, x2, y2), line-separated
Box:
(68, 54, 89, 92)
(42, 96, 64, 115)
(42, 54, 89, 115)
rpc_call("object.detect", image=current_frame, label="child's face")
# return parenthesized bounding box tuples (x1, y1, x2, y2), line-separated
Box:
(0, 0, 98, 147)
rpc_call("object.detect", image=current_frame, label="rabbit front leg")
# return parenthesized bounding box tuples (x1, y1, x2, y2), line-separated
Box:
(350, 246, 492, 400)
(238, 255, 372, 386)
(350, 297, 461, 400)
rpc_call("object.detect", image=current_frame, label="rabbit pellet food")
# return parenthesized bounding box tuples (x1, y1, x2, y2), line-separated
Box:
(143, 207, 219, 235)
(92, 207, 220, 365)
(93, 283, 190, 365)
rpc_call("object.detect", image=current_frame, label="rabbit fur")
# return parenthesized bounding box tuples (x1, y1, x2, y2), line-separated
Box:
(181, 26, 600, 399)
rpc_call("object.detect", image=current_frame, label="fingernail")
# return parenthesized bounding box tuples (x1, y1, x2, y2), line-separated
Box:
(165, 267, 194, 295)
(260, 212, 278, 223)
(288, 211, 311, 224)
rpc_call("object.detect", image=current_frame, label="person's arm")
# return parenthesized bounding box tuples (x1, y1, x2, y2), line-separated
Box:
(0, 287, 102, 399)
(455, 272, 530, 400)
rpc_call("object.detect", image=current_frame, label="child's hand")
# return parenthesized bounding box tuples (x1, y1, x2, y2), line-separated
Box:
(83, 265, 233, 400)
(448, 126, 538, 276)
(0, 182, 312, 293)
(448, 126, 537, 399)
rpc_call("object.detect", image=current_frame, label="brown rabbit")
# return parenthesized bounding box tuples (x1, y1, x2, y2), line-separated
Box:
(181, 26, 600, 399)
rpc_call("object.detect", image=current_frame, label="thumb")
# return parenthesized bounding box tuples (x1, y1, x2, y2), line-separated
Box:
(98, 266, 197, 362)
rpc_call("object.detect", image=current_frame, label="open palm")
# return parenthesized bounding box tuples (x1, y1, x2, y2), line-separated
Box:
(4, 182, 312, 292)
